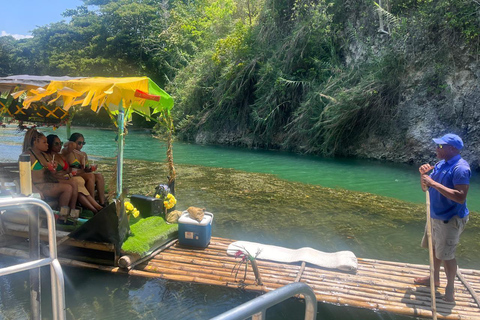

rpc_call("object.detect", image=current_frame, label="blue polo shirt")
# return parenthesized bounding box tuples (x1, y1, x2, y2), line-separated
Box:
(429, 154, 470, 220)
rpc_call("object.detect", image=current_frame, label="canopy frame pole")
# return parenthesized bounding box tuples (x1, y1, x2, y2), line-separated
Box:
(116, 100, 125, 199)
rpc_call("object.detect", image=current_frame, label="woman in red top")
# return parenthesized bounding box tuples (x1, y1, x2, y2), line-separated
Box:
(46, 134, 103, 213)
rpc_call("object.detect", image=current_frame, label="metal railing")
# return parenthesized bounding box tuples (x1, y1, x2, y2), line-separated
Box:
(0, 197, 66, 320)
(210, 282, 317, 320)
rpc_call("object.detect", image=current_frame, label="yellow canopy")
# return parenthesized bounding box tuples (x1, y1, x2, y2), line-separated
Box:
(23, 76, 174, 117)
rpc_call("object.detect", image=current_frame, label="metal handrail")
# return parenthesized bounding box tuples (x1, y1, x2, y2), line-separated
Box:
(0, 197, 66, 320)
(210, 282, 317, 320)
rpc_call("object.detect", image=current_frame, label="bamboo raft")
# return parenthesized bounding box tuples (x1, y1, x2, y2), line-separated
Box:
(1, 235, 480, 319)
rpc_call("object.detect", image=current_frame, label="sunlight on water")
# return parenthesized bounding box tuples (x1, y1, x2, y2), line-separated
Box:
(1, 124, 479, 320)
(1, 125, 480, 211)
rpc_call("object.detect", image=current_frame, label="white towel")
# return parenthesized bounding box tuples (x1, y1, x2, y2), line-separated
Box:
(227, 241, 357, 272)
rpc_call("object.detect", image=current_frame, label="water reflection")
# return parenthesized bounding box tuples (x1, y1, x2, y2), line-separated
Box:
(1, 124, 479, 320)
(0, 257, 416, 320)
(1, 125, 480, 210)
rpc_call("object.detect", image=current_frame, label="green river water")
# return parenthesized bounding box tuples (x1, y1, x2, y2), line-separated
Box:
(0, 125, 479, 320)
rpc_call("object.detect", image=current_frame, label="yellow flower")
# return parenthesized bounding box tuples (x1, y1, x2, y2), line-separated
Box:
(155, 194, 160, 199)
(124, 201, 141, 217)
(161, 193, 177, 210)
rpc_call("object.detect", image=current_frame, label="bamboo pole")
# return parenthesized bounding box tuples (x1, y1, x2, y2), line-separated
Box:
(145, 259, 297, 284)
(116, 99, 124, 199)
(146, 250, 480, 312)
(131, 239, 178, 267)
(146, 256, 480, 312)
(164, 243, 476, 302)
(117, 254, 139, 269)
(4, 243, 479, 318)
(457, 268, 480, 308)
(2, 241, 480, 320)
(169, 239, 480, 305)
(426, 190, 438, 320)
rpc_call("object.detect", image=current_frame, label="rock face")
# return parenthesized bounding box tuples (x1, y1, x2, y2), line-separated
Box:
(343, 54, 480, 170)
(186, 2, 480, 170)
(328, 2, 480, 170)
(191, 61, 480, 169)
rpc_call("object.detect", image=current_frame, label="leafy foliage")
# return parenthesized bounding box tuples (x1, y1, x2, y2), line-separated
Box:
(1, 0, 479, 154)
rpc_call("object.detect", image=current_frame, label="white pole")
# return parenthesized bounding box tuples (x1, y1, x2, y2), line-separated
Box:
(116, 100, 124, 199)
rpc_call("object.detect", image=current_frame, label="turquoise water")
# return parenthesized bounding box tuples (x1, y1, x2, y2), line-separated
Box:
(2, 125, 479, 211)
(0, 124, 478, 320)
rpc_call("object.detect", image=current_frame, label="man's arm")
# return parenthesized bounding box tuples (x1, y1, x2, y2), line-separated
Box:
(422, 175, 469, 203)
(419, 164, 434, 192)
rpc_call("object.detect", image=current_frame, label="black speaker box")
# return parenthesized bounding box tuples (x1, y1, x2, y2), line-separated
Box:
(130, 194, 164, 218)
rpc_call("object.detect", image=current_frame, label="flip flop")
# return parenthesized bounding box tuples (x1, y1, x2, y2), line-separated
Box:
(414, 277, 440, 287)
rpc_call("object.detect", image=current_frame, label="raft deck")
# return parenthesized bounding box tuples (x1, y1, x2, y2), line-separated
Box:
(1, 236, 480, 319)
(131, 237, 480, 319)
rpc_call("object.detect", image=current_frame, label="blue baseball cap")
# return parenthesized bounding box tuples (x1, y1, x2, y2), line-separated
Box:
(432, 133, 464, 150)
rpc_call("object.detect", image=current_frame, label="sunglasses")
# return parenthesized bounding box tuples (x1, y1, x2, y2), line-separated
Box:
(54, 141, 63, 146)
(76, 141, 86, 145)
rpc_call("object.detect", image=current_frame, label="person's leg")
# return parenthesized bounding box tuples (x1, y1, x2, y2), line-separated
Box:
(438, 216, 468, 302)
(94, 173, 105, 205)
(40, 183, 73, 208)
(414, 247, 441, 287)
(59, 180, 78, 209)
(77, 194, 98, 213)
(443, 258, 457, 302)
(415, 219, 442, 286)
(86, 194, 103, 211)
(81, 173, 95, 196)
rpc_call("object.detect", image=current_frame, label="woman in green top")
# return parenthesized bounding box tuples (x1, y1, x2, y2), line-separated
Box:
(67, 133, 106, 206)
(46, 134, 103, 213)
(22, 128, 74, 210)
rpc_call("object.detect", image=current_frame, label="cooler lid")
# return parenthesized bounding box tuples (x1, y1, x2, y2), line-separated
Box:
(179, 211, 213, 226)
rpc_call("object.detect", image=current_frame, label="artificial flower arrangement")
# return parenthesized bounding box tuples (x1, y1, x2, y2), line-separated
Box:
(232, 247, 263, 285)
(124, 201, 140, 218)
(156, 193, 177, 210)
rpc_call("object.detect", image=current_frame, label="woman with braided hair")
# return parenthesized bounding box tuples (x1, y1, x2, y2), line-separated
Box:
(22, 128, 74, 210)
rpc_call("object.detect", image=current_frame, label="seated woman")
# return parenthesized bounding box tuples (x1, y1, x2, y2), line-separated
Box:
(46, 134, 103, 214)
(22, 128, 73, 211)
(66, 133, 106, 206)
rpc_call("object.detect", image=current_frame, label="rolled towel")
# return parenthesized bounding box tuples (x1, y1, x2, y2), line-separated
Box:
(227, 241, 357, 272)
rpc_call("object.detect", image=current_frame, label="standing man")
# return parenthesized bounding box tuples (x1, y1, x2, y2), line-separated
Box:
(414, 133, 471, 302)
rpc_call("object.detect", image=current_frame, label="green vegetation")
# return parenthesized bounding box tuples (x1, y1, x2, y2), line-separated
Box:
(121, 216, 178, 255)
(102, 158, 480, 268)
(1, 0, 479, 153)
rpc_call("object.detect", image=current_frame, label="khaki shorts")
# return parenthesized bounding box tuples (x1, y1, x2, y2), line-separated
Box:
(421, 215, 468, 261)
